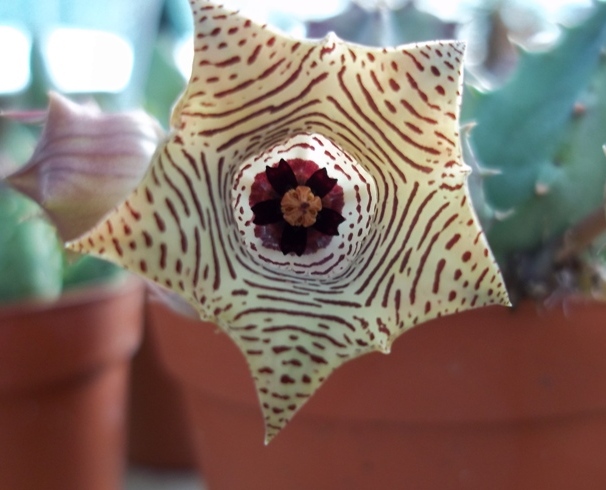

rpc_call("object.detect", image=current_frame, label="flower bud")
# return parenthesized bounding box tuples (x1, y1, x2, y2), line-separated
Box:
(5, 92, 164, 241)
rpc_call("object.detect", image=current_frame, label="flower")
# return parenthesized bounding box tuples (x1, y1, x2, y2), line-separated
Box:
(67, 0, 509, 442)
(250, 158, 346, 256)
(3, 92, 164, 241)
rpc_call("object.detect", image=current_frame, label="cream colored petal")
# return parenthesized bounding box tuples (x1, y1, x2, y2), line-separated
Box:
(68, 0, 509, 442)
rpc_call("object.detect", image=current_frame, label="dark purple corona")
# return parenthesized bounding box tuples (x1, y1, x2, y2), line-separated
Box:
(249, 159, 345, 256)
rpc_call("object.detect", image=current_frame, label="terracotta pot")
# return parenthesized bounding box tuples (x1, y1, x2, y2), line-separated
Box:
(0, 276, 144, 490)
(127, 295, 195, 469)
(149, 299, 606, 490)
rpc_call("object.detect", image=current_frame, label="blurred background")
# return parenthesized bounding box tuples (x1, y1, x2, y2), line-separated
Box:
(0, 0, 596, 176)
(0, 0, 596, 116)
(0, 0, 597, 489)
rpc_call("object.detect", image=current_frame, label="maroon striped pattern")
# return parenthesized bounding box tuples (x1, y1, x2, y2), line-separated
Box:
(68, 0, 509, 443)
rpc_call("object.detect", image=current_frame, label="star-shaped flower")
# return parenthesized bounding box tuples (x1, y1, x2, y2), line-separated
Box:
(67, 0, 509, 442)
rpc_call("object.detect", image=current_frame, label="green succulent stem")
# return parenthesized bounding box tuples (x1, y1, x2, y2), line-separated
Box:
(461, 3, 606, 301)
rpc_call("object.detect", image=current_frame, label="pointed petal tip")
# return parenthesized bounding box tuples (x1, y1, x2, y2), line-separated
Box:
(64, 225, 99, 255)
(262, 418, 286, 445)
(64, 237, 86, 255)
(379, 344, 391, 355)
(263, 430, 276, 446)
(321, 31, 341, 44)
(4, 168, 37, 199)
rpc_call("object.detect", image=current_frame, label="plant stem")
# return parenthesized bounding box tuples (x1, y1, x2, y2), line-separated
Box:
(556, 205, 606, 263)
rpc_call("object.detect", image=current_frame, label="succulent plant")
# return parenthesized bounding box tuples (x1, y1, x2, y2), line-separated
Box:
(0, 184, 63, 303)
(0, 181, 123, 305)
(462, 2, 606, 300)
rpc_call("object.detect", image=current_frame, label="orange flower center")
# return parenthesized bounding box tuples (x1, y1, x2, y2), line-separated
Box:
(280, 186, 322, 227)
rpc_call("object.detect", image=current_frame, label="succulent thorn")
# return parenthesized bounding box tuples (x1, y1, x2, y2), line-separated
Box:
(573, 102, 586, 117)
(534, 182, 550, 196)
(494, 209, 515, 221)
(478, 167, 502, 178)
